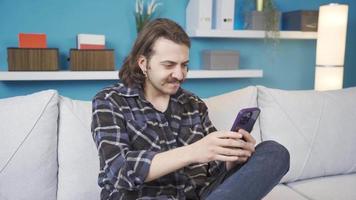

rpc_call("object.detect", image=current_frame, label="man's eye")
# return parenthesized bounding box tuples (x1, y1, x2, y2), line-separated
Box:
(164, 64, 175, 68)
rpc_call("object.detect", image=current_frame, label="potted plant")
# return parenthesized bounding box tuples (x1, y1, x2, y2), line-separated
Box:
(244, 0, 281, 39)
(134, 0, 161, 33)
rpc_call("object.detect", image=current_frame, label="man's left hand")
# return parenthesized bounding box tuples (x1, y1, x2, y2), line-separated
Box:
(225, 129, 256, 171)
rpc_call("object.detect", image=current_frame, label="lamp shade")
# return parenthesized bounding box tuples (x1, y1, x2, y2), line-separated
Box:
(315, 66, 344, 91)
(315, 4, 348, 91)
(316, 4, 348, 66)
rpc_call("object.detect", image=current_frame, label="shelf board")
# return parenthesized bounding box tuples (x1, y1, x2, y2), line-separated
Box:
(0, 70, 263, 81)
(188, 29, 317, 39)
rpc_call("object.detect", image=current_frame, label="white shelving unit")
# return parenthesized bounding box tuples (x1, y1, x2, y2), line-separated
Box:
(0, 70, 263, 81)
(0, 31, 316, 81)
(188, 30, 317, 39)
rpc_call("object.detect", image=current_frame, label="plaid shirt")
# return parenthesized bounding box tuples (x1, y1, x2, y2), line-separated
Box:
(92, 83, 226, 200)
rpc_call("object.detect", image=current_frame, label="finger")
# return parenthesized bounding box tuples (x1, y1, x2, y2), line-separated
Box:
(217, 138, 245, 148)
(237, 149, 252, 158)
(239, 156, 249, 163)
(239, 140, 255, 152)
(239, 130, 256, 145)
(215, 131, 243, 140)
(215, 146, 241, 156)
(222, 138, 254, 153)
(214, 155, 239, 162)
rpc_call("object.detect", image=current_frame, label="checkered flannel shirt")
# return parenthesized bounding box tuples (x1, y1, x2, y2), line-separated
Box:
(92, 83, 226, 200)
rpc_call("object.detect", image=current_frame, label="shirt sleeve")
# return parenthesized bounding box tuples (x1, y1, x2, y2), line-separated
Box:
(91, 93, 158, 191)
(198, 98, 227, 177)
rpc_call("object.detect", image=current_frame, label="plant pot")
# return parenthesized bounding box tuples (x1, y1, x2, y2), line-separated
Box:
(245, 11, 281, 31)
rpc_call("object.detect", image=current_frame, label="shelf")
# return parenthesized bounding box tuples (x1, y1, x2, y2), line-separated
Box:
(188, 30, 317, 39)
(0, 70, 263, 81)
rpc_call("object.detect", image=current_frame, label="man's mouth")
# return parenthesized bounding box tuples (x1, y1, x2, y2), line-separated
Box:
(167, 81, 180, 87)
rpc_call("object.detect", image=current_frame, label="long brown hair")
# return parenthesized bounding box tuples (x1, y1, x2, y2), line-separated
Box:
(119, 18, 191, 87)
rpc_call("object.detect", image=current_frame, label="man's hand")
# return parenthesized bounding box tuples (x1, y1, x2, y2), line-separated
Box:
(186, 131, 254, 164)
(145, 129, 256, 182)
(225, 129, 256, 171)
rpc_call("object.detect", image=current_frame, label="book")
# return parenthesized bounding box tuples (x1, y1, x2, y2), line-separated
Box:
(18, 33, 47, 48)
(77, 34, 105, 49)
(186, 0, 213, 32)
(213, 0, 235, 30)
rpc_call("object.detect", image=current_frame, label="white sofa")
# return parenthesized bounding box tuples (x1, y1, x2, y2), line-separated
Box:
(1, 86, 356, 200)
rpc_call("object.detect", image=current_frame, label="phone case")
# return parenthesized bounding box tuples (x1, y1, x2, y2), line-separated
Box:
(231, 107, 260, 133)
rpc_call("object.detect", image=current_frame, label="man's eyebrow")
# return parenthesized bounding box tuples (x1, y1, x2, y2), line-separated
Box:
(160, 60, 189, 64)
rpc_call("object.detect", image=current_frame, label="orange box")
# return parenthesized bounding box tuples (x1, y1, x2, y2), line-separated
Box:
(18, 33, 47, 48)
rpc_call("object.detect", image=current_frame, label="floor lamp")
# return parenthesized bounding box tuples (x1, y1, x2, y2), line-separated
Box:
(315, 3, 348, 91)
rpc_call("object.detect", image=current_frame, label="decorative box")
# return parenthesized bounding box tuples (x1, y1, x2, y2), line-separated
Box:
(69, 49, 115, 71)
(201, 50, 240, 70)
(7, 48, 59, 71)
(282, 10, 319, 31)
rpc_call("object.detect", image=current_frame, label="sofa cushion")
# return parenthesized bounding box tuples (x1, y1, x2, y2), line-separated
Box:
(257, 86, 356, 183)
(204, 86, 261, 143)
(287, 173, 356, 200)
(0, 90, 58, 200)
(263, 184, 308, 200)
(57, 96, 100, 200)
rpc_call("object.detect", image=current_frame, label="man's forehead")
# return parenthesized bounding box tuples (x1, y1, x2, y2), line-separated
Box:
(152, 38, 188, 52)
(151, 38, 189, 60)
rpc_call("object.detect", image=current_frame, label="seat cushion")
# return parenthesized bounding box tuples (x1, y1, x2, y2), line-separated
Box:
(57, 96, 100, 200)
(257, 86, 356, 183)
(263, 184, 308, 200)
(0, 90, 59, 200)
(204, 86, 261, 143)
(288, 173, 356, 200)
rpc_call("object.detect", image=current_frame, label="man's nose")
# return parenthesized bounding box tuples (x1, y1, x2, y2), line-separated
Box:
(172, 66, 185, 80)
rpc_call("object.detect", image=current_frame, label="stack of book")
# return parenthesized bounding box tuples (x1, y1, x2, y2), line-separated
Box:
(7, 33, 59, 71)
(77, 34, 105, 49)
(70, 34, 115, 71)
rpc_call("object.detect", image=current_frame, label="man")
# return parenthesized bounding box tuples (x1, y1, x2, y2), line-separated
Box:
(92, 18, 289, 200)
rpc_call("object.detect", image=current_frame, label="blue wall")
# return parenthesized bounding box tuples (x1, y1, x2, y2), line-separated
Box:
(1, 0, 355, 100)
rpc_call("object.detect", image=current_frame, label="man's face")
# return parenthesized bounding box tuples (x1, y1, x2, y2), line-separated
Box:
(139, 37, 189, 97)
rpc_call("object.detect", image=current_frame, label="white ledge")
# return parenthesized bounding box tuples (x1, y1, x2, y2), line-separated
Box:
(0, 70, 263, 81)
(188, 30, 317, 39)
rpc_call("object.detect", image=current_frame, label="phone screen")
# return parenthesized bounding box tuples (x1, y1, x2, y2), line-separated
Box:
(231, 107, 260, 133)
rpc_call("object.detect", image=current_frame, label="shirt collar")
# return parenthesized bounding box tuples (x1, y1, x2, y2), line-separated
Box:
(115, 83, 189, 105)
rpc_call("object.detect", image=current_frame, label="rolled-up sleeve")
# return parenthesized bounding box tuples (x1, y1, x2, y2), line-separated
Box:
(91, 94, 157, 191)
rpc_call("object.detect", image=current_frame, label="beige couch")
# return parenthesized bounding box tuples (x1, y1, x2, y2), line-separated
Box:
(1, 86, 355, 200)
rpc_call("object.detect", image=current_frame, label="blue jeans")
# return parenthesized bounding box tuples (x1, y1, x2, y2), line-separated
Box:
(202, 140, 290, 200)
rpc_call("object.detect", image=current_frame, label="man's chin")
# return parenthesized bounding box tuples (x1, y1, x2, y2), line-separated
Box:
(165, 86, 180, 95)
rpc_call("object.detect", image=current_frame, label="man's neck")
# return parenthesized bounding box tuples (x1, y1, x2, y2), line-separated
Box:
(144, 84, 170, 113)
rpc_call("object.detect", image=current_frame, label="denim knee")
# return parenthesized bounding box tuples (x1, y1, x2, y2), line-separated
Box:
(257, 140, 290, 174)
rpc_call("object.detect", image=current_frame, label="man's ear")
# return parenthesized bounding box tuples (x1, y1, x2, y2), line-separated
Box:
(137, 55, 147, 74)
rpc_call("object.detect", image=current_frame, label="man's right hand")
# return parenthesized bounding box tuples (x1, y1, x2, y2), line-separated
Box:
(186, 131, 253, 164)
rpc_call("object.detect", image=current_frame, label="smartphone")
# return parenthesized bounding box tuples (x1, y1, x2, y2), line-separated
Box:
(231, 107, 261, 133)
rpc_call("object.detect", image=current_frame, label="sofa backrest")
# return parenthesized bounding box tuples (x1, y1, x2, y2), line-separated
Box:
(3, 85, 355, 199)
(0, 90, 59, 200)
(57, 96, 100, 200)
(257, 86, 356, 183)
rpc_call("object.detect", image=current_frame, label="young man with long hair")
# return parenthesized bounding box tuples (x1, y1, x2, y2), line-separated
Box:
(92, 18, 289, 200)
